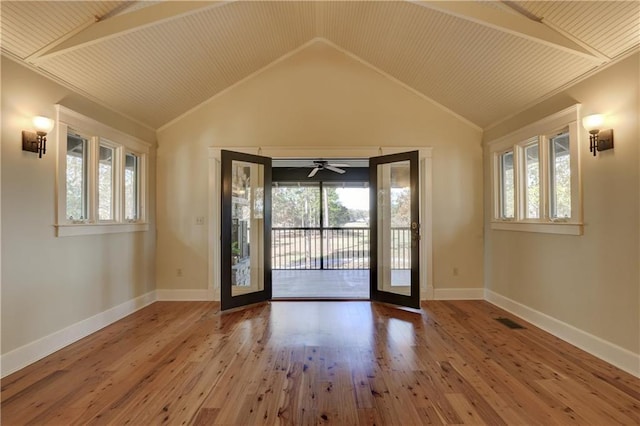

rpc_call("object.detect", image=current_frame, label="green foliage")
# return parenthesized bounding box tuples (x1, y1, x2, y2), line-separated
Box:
(390, 188, 411, 227)
(272, 186, 320, 227)
(272, 185, 356, 228)
(324, 188, 350, 227)
(231, 241, 240, 256)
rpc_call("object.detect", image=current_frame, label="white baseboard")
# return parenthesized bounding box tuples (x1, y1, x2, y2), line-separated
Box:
(5, 287, 635, 379)
(434, 287, 484, 300)
(1, 291, 157, 378)
(156, 288, 212, 301)
(485, 289, 640, 378)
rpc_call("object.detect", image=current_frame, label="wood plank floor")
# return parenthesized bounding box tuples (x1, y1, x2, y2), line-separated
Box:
(2, 300, 639, 425)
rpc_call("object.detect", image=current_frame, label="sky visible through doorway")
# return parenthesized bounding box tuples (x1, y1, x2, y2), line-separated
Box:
(336, 188, 369, 210)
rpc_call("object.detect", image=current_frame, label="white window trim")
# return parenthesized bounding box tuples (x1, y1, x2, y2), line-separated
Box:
(488, 105, 583, 235)
(55, 105, 150, 237)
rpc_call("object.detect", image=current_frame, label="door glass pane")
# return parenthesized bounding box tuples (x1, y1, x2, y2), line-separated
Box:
(66, 132, 88, 221)
(231, 160, 265, 296)
(98, 145, 115, 221)
(377, 160, 411, 295)
(549, 131, 571, 218)
(524, 142, 540, 219)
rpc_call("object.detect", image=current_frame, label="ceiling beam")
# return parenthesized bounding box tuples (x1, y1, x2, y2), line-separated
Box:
(409, 1, 605, 62)
(30, 1, 232, 62)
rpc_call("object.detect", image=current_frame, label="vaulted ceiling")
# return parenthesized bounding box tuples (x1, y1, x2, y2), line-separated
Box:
(2, 1, 638, 130)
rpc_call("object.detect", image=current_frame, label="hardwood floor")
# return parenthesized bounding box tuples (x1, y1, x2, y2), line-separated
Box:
(2, 300, 638, 425)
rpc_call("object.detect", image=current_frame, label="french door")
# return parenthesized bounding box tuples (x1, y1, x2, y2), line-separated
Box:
(369, 151, 420, 308)
(220, 150, 272, 310)
(221, 149, 420, 310)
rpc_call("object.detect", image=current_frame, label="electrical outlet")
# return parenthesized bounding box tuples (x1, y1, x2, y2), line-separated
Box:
(177, 268, 183, 277)
(195, 216, 205, 225)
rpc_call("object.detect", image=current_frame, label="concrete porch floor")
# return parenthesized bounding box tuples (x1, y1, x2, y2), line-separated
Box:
(272, 270, 369, 298)
(272, 269, 411, 298)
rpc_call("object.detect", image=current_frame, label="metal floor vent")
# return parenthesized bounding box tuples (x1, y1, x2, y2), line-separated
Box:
(495, 317, 525, 329)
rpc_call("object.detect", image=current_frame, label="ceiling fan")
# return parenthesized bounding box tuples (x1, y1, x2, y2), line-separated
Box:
(307, 160, 350, 178)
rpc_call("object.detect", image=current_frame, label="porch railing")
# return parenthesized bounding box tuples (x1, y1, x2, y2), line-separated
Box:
(272, 227, 410, 270)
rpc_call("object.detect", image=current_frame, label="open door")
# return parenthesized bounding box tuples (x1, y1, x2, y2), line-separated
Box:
(370, 151, 420, 309)
(221, 150, 272, 310)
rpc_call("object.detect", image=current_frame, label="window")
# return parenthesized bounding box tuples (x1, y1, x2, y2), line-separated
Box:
(125, 153, 140, 221)
(522, 139, 540, 219)
(549, 132, 571, 219)
(66, 132, 89, 221)
(490, 105, 582, 235)
(55, 105, 150, 236)
(498, 150, 514, 219)
(98, 143, 116, 221)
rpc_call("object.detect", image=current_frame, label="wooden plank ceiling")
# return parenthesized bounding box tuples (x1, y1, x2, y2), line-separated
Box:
(1, 1, 638, 130)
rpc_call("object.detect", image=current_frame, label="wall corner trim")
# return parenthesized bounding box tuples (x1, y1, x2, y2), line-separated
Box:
(485, 289, 640, 378)
(423, 285, 435, 301)
(1, 291, 157, 378)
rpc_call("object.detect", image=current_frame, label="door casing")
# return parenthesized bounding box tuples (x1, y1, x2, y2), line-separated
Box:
(209, 146, 433, 302)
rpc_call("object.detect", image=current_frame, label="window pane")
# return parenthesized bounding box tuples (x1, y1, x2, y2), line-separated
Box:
(499, 151, 514, 218)
(66, 132, 88, 220)
(524, 143, 540, 218)
(550, 132, 571, 218)
(125, 153, 139, 220)
(98, 145, 115, 221)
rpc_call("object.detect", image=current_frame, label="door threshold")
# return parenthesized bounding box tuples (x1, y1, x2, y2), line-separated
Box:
(272, 297, 370, 302)
(371, 300, 423, 314)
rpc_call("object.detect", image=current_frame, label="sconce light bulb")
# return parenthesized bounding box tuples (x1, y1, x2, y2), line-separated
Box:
(33, 116, 55, 134)
(582, 114, 604, 133)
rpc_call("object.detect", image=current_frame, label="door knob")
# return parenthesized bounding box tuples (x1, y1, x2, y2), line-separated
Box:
(411, 222, 420, 247)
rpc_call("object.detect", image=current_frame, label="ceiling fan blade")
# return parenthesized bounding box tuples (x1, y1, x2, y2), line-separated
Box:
(328, 163, 350, 168)
(325, 165, 346, 174)
(308, 167, 320, 178)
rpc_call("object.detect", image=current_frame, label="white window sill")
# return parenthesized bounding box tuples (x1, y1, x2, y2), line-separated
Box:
(491, 221, 583, 235)
(55, 222, 149, 237)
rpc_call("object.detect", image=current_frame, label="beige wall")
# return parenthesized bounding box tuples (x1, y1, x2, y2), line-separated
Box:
(1, 57, 157, 354)
(483, 53, 640, 354)
(156, 40, 484, 295)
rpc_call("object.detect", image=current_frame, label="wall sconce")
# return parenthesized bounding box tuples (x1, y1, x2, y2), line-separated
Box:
(22, 116, 55, 158)
(582, 114, 614, 157)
